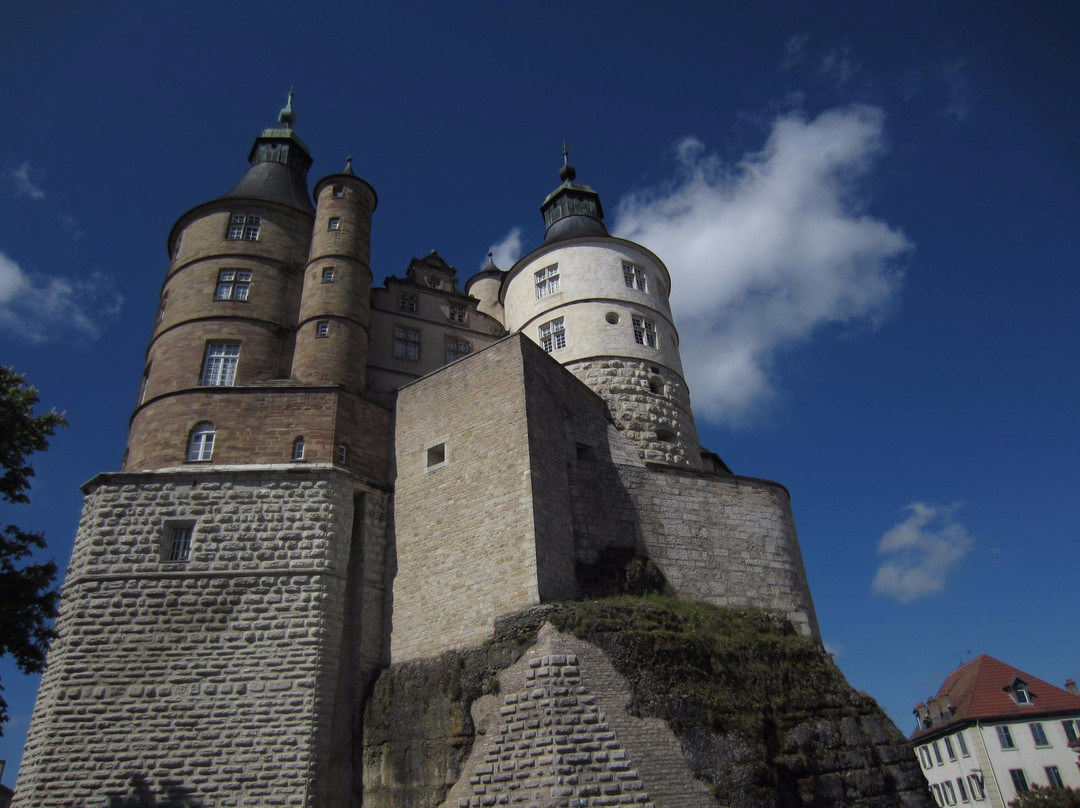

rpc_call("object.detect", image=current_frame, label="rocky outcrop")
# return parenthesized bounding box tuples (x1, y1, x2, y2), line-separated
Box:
(362, 599, 930, 808)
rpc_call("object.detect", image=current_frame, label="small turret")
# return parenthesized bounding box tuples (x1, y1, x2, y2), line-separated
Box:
(540, 144, 608, 244)
(464, 251, 506, 323)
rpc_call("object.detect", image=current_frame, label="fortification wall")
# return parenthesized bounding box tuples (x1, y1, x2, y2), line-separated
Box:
(14, 467, 388, 808)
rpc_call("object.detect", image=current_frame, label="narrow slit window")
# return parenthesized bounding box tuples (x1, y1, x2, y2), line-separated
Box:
(292, 436, 305, 460)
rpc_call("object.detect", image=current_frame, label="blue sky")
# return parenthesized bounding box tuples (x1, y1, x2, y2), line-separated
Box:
(2, 0, 1078, 783)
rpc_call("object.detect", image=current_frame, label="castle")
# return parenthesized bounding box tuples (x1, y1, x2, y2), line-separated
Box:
(13, 96, 819, 806)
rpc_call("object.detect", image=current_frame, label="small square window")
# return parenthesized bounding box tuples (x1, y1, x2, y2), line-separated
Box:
(322, 267, 336, 283)
(399, 293, 417, 312)
(328, 217, 342, 231)
(426, 442, 447, 469)
(316, 320, 330, 338)
(448, 303, 467, 324)
(227, 214, 261, 241)
(215, 269, 252, 301)
(165, 524, 194, 562)
(332, 185, 344, 198)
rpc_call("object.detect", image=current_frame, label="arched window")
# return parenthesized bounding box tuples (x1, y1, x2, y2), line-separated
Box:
(292, 436, 305, 461)
(187, 422, 215, 462)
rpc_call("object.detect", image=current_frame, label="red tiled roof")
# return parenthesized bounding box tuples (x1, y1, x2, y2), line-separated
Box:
(911, 654, 1080, 740)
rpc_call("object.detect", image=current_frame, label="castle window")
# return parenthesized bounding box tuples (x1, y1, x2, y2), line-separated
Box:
(332, 185, 344, 198)
(538, 317, 565, 352)
(316, 320, 330, 338)
(393, 327, 420, 360)
(328, 217, 342, 231)
(623, 263, 647, 292)
(399, 293, 417, 312)
(1010, 769, 1029, 793)
(632, 316, 657, 348)
(214, 269, 251, 301)
(1029, 722, 1049, 747)
(337, 443, 348, 464)
(187, 422, 215, 462)
(448, 303, 467, 324)
(426, 441, 447, 469)
(292, 436, 305, 461)
(655, 427, 676, 443)
(648, 375, 665, 395)
(165, 524, 194, 562)
(445, 336, 471, 362)
(1046, 766, 1064, 789)
(226, 214, 260, 241)
(322, 267, 336, 283)
(158, 290, 168, 323)
(200, 342, 240, 386)
(997, 725, 1016, 750)
(535, 264, 560, 298)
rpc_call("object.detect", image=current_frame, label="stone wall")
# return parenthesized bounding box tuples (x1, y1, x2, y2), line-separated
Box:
(14, 467, 388, 808)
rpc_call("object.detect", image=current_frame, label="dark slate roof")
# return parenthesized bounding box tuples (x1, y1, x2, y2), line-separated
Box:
(222, 128, 315, 215)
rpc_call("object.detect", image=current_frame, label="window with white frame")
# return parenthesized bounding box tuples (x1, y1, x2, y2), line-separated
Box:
(1029, 723, 1049, 747)
(166, 525, 194, 562)
(538, 317, 566, 352)
(1010, 769, 1029, 793)
(623, 262, 647, 292)
(315, 320, 330, 338)
(932, 784, 944, 807)
(200, 343, 240, 386)
(187, 422, 215, 462)
(445, 336, 471, 362)
(632, 315, 657, 347)
(1011, 679, 1032, 704)
(932, 741, 943, 764)
(393, 327, 420, 360)
(399, 293, 417, 312)
(1046, 766, 1065, 789)
(214, 269, 252, 301)
(1063, 720, 1079, 743)
(328, 217, 342, 231)
(957, 731, 970, 756)
(997, 725, 1016, 750)
(322, 267, 336, 283)
(957, 778, 969, 803)
(448, 303, 467, 324)
(968, 775, 985, 801)
(292, 436, 305, 460)
(535, 264, 560, 298)
(944, 781, 957, 805)
(227, 214, 260, 240)
(944, 736, 956, 760)
(918, 747, 932, 769)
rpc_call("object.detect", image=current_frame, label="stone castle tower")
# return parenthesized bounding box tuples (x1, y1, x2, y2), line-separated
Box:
(13, 98, 819, 807)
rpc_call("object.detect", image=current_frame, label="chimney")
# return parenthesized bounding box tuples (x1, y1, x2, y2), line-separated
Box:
(927, 697, 943, 724)
(1066, 679, 1078, 696)
(914, 703, 931, 730)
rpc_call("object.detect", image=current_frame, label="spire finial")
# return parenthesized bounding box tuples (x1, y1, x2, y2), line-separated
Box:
(344, 154, 355, 175)
(559, 141, 577, 182)
(278, 88, 297, 129)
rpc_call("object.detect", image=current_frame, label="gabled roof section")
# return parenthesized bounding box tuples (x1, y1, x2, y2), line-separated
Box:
(911, 654, 1080, 740)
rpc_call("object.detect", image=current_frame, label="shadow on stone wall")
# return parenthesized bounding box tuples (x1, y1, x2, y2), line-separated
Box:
(83, 774, 204, 808)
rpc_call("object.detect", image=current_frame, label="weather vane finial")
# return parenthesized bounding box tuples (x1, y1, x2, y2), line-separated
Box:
(559, 141, 576, 183)
(278, 87, 297, 129)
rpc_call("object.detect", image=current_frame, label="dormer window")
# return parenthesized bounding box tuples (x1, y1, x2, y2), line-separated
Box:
(1009, 678, 1032, 705)
(426, 276, 440, 289)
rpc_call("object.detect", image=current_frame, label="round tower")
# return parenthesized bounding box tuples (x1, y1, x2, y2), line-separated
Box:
(464, 252, 506, 324)
(501, 150, 702, 468)
(291, 156, 378, 388)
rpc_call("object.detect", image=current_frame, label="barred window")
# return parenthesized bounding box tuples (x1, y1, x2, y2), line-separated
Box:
(394, 327, 420, 360)
(322, 267, 336, 283)
(623, 263, 647, 292)
(214, 269, 252, 301)
(632, 315, 657, 348)
(538, 317, 566, 352)
(200, 343, 240, 386)
(445, 336, 472, 362)
(226, 214, 261, 241)
(535, 264, 560, 298)
(328, 217, 342, 231)
(399, 293, 417, 312)
(167, 526, 193, 562)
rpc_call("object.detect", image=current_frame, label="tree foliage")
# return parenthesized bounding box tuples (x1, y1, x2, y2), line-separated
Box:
(1010, 786, 1080, 808)
(0, 365, 66, 735)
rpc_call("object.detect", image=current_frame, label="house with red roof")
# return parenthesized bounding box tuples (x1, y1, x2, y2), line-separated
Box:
(911, 654, 1080, 808)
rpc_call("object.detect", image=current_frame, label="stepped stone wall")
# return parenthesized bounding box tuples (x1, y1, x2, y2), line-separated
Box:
(13, 467, 389, 808)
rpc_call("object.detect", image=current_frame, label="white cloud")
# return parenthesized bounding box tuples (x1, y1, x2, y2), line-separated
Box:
(0, 251, 123, 343)
(485, 227, 524, 270)
(12, 161, 45, 200)
(871, 502, 974, 603)
(613, 105, 910, 424)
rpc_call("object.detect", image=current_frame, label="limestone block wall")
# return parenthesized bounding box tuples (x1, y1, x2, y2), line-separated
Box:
(14, 467, 388, 808)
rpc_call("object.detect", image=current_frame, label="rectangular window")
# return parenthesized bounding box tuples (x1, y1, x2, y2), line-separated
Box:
(426, 442, 446, 469)
(932, 784, 944, 807)
(227, 214, 260, 241)
(944, 781, 957, 805)
(448, 303, 467, 324)
(538, 317, 566, 352)
(167, 526, 193, 562)
(1063, 720, 1079, 743)
(292, 437, 305, 460)
(535, 264, 560, 298)
(337, 443, 348, 464)
(944, 737, 956, 760)
(623, 262, 647, 292)
(1010, 769, 1029, 793)
(332, 185, 344, 198)
(393, 327, 420, 360)
(919, 747, 932, 769)
(445, 336, 471, 363)
(200, 342, 240, 386)
(328, 217, 341, 231)
(1046, 766, 1065, 789)
(1030, 723, 1049, 747)
(214, 269, 252, 301)
(997, 725, 1016, 750)
(957, 778, 969, 803)
(632, 315, 657, 347)
(968, 775, 985, 801)
(399, 293, 417, 312)
(932, 741, 943, 765)
(957, 731, 970, 756)
(322, 267, 336, 283)
(316, 320, 330, 338)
